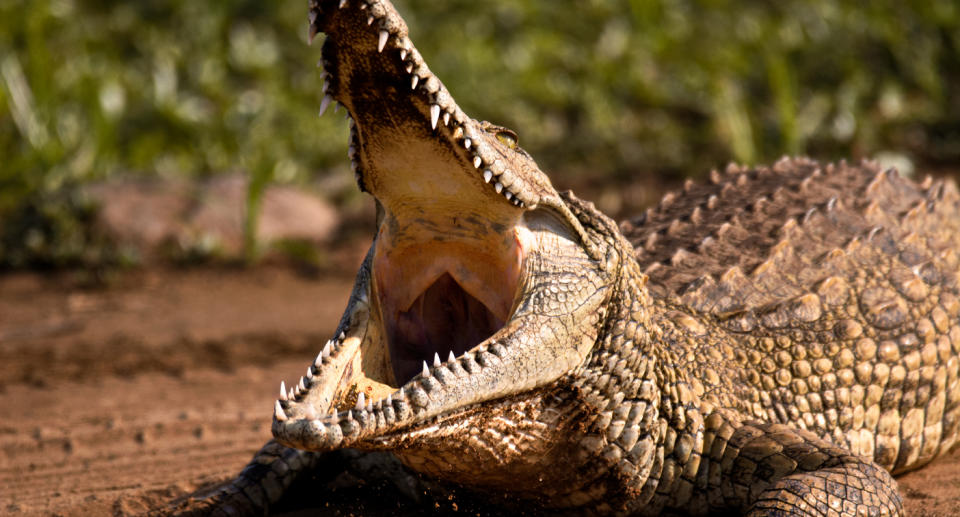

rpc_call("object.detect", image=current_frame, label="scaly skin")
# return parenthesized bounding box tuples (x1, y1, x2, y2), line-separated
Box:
(167, 1, 960, 515)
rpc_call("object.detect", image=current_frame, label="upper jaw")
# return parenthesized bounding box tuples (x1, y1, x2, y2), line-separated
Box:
(310, 0, 563, 212)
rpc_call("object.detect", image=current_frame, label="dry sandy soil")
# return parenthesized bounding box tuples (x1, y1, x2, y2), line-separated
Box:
(1, 263, 958, 516)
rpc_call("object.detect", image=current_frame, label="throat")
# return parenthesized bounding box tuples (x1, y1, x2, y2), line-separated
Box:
(389, 273, 503, 382)
(373, 221, 526, 384)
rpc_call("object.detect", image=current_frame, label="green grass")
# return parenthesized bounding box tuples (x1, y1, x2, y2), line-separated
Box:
(1, 0, 958, 267)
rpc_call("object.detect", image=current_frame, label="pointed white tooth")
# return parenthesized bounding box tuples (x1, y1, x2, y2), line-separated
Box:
(505, 191, 513, 200)
(399, 387, 405, 398)
(495, 182, 503, 193)
(448, 350, 456, 363)
(378, 30, 388, 52)
(443, 112, 450, 126)
(288, 388, 295, 400)
(306, 366, 313, 378)
(464, 138, 472, 149)
(400, 49, 407, 60)
(483, 170, 493, 183)
(367, 15, 374, 25)
(314, 352, 324, 367)
(473, 156, 482, 168)
(386, 393, 393, 405)
(367, 402, 373, 412)
(430, 104, 440, 130)
(322, 340, 332, 358)
(318, 95, 332, 117)
(339, 0, 347, 7)
(274, 400, 287, 421)
(347, 409, 354, 420)
(422, 361, 430, 377)
(280, 381, 288, 401)
(433, 353, 441, 368)
(411, 75, 419, 90)
(305, 405, 318, 420)
(356, 392, 365, 409)
(359, 2, 366, 9)
(299, 377, 307, 391)
(339, 331, 346, 340)
(322, 81, 330, 93)
(405, 63, 413, 73)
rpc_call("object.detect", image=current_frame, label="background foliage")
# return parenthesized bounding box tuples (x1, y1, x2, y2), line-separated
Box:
(1, 0, 958, 266)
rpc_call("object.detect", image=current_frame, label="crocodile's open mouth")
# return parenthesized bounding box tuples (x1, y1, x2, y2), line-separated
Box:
(272, 0, 605, 452)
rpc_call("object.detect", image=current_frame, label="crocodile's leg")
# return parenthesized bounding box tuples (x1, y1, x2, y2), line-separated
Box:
(167, 441, 321, 516)
(702, 417, 903, 516)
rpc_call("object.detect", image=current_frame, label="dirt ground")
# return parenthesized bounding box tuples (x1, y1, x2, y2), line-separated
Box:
(1, 262, 959, 516)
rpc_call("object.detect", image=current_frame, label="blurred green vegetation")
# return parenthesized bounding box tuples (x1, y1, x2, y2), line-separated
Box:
(1, 0, 958, 267)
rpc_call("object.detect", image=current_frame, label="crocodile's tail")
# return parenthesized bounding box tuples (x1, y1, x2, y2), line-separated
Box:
(163, 440, 321, 517)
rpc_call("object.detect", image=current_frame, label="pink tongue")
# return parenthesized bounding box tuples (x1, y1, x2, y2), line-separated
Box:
(388, 273, 503, 383)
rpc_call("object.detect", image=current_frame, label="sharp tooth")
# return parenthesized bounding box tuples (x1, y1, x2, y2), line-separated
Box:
(464, 138, 472, 149)
(367, 401, 373, 412)
(422, 361, 430, 377)
(318, 95, 332, 117)
(433, 353, 441, 368)
(448, 350, 456, 363)
(405, 63, 413, 74)
(356, 392, 365, 410)
(483, 170, 493, 183)
(306, 366, 313, 378)
(399, 387, 405, 398)
(322, 340, 332, 358)
(339, 331, 345, 340)
(505, 191, 513, 200)
(274, 401, 287, 421)
(378, 30, 388, 52)
(314, 352, 323, 367)
(411, 75, 419, 90)
(473, 156, 482, 168)
(443, 112, 450, 126)
(452, 127, 463, 139)
(288, 388, 295, 400)
(430, 104, 440, 130)
(495, 182, 503, 194)
(367, 15, 374, 25)
(298, 377, 307, 391)
(400, 49, 407, 60)
(339, 0, 347, 7)
(386, 393, 393, 405)
(347, 409, 354, 420)
(280, 381, 288, 401)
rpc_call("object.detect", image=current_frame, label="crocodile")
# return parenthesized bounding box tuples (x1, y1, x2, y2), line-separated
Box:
(171, 1, 960, 515)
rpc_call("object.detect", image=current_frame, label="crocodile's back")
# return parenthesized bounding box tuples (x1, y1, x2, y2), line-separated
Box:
(620, 158, 960, 474)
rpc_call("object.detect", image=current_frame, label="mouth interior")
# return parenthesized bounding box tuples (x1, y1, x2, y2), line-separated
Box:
(388, 272, 504, 383)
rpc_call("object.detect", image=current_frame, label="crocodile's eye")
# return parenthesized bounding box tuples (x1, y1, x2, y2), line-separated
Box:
(495, 129, 519, 149)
